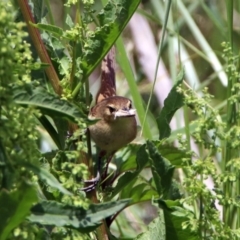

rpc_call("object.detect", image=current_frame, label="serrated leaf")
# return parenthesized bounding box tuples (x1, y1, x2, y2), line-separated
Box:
(80, 0, 141, 80)
(0, 183, 38, 240)
(157, 68, 184, 140)
(13, 86, 87, 123)
(118, 143, 188, 172)
(156, 200, 199, 240)
(146, 141, 175, 197)
(41, 31, 68, 77)
(29, 199, 130, 232)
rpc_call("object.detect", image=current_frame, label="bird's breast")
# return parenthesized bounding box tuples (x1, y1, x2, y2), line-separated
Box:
(89, 116, 137, 153)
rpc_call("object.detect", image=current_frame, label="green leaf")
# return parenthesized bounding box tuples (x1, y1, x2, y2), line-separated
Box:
(157, 144, 190, 167)
(120, 177, 158, 205)
(13, 86, 87, 123)
(157, 69, 184, 140)
(31, 23, 64, 38)
(136, 211, 165, 240)
(52, 117, 69, 150)
(41, 31, 67, 76)
(79, 0, 141, 80)
(118, 143, 189, 172)
(156, 200, 200, 240)
(0, 183, 38, 240)
(22, 162, 71, 195)
(146, 141, 175, 197)
(29, 199, 130, 232)
(117, 144, 141, 173)
(151, 168, 162, 196)
(32, 0, 48, 23)
(112, 145, 149, 197)
(66, 14, 74, 28)
(38, 115, 63, 150)
(0, 140, 7, 166)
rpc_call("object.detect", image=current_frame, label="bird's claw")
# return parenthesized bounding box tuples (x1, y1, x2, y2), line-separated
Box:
(80, 171, 100, 192)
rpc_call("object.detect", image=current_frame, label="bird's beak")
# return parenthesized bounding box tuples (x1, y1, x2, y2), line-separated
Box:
(114, 109, 136, 119)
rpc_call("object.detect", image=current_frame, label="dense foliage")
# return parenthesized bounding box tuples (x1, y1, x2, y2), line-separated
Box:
(1, 0, 240, 239)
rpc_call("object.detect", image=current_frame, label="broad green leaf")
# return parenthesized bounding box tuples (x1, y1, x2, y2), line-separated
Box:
(146, 141, 175, 197)
(22, 162, 71, 195)
(29, 199, 130, 232)
(0, 183, 38, 240)
(112, 145, 149, 197)
(120, 177, 158, 205)
(117, 144, 141, 173)
(157, 68, 184, 140)
(112, 172, 138, 198)
(157, 143, 190, 167)
(118, 143, 189, 172)
(13, 86, 87, 123)
(118, 155, 139, 173)
(31, 23, 64, 38)
(156, 200, 199, 240)
(136, 211, 165, 240)
(79, 0, 141, 80)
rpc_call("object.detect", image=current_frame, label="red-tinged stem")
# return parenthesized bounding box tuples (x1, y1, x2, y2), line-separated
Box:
(17, 0, 62, 95)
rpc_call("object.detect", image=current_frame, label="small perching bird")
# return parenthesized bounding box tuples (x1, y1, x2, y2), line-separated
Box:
(82, 47, 137, 192)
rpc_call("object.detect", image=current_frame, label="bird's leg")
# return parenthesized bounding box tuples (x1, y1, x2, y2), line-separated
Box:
(101, 152, 115, 181)
(101, 152, 116, 190)
(80, 151, 106, 192)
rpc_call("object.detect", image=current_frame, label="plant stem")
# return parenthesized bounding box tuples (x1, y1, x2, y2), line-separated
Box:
(183, 105, 191, 150)
(222, 0, 235, 226)
(17, 0, 62, 95)
(141, 0, 172, 139)
(85, 131, 109, 239)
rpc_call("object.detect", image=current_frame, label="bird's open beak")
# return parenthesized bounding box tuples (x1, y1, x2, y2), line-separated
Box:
(114, 109, 136, 119)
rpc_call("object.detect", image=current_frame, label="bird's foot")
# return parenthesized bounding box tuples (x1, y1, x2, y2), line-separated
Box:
(80, 171, 100, 192)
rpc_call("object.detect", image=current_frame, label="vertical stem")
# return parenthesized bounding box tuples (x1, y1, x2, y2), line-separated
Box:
(223, 0, 234, 226)
(183, 105, 191, 150)
(237, 55, 240, 229)
(83, 2, 108, 239)
(226, 0, 233, 49)
(17, 0, 62, 95)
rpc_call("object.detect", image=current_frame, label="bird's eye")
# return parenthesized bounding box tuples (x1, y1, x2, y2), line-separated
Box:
(129, 103, 132, 109)
(107, 106, 115, 113)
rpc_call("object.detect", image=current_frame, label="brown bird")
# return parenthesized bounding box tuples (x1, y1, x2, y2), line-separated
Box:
(82, 47, 137, 191)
